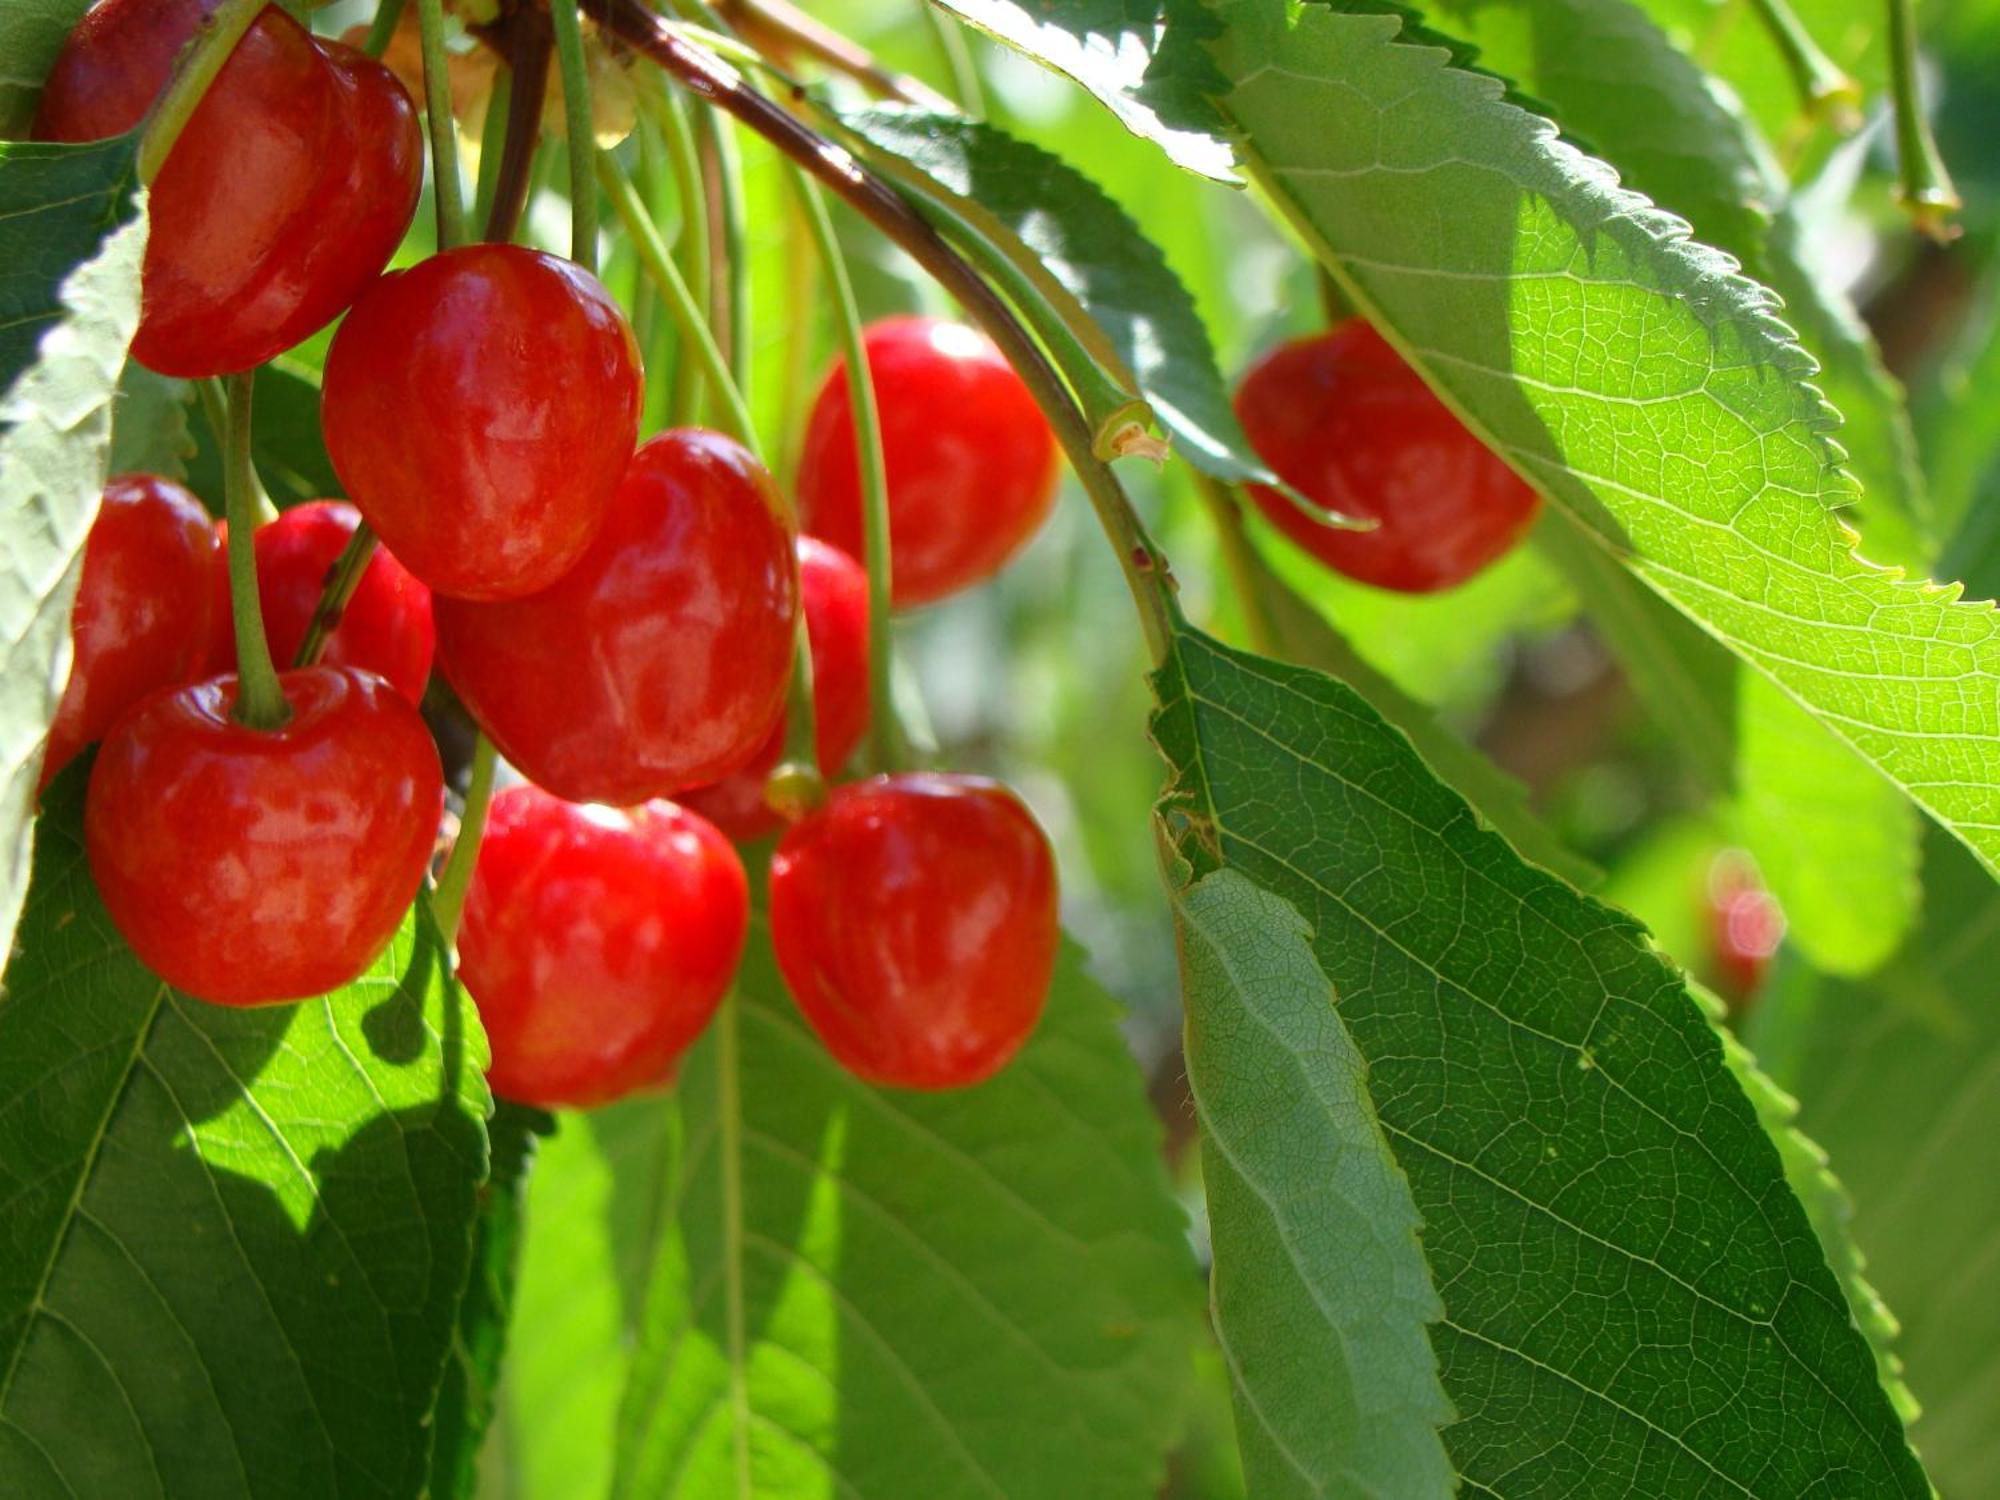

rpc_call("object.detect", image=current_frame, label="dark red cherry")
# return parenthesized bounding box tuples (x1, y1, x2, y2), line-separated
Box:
(34, 0, 421, 378)
(321, 244, 644, 601)
(209, 501, 433, 703)
(796, 315, 1059, 608)
(42, 474, 220, 790)
(1234, 320, 1543, 593)
(435, 429, 799, 805)
(457, 786, 748, 1108)
(84, 665, 444, 1005)
(680, 536, 870, 840)
(769, 773, 1058, 1089)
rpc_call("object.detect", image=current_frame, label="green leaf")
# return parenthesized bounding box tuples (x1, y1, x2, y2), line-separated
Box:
(494, 1100, 671, 1500)
(428, 1103, 546, 1500)
(0, 0, 89, 136)
(1199, 0, 2000, 877)
(108, 362, 197, 482)
(0, 137, 143, 970)
(926, 0, 1240, 180)
(1172, 867, 1455, 1498)
(840, 106, 1273, 482)
(1151, 618, 1928, 1494)
(612, 929, 1199, 1498)
(1761, 828, 2000, 1496)
(0, 763, 494, 1498)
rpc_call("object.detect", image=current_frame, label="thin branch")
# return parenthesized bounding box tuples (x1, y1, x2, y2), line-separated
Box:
(713, 0, 956, 111)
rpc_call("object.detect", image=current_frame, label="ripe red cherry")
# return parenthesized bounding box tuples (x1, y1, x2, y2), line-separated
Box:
(1234, 320, 1543, 593)
(322, 244, 643, 601)
(457, 786, 748, 1108)
(769, 774, 1058, 1089)
(680, 536, 870, 840)
(34, 0, 421, 378)
(42, 475, 220, 790)
(796, 315, 1059, 608)
(85, 666, 444, 1005)
(436, 429, 799, 805)
(209, 501, 433, 703)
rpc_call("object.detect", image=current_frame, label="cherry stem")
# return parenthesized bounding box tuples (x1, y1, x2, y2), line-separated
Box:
(362, 0, 409, 58)
(485, 13, 552, 244)
(599, 151, 756, 451)
(633, 85, 711, 425)
(137, 0, 265, 185)
(431, 733, 497, 950)
(698, 106, 751, 395)
(197, 378, 276, 521)
(1746, 0, 1861, 129)
(414, 0, 468, 248)
(470, 66, 515, 234)
(584, 0, 1175, 663)
(221, 372, 291, 731)
(789, 168, 906, 773)
(917, 2, 984, 117)
(1886, 0, 1961, 240)
(548, 0, 600, 272)
(1193, 473, 1284, 659)
(293, 525, 378, 668)
(713, 0, 955, 110)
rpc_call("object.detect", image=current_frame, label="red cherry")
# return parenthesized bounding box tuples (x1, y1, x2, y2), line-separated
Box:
(769, 773, 1058, 1089)
(680, 536, 870, 840)
(34, 0, 420, 378)
(796, 315, 1059, 608)
(1706, 852, 1785, 1007)
(457, 786, 748, 1108)
(322, 244, 644, 601)
(208, 501, 434, 703)
(436, 429, 799, 805)
(1234, 321, 1543, 593)
(84, 666, 444, 1005)
(42, 475, 220, 790)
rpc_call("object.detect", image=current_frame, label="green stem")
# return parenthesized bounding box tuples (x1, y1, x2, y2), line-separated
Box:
(789, 169, 905, 773)
(198, 377, 275, 521)
(138, 0, 265, 184)
(432, 734, 497, 949)
(221, 373, 290, 729)
(1193, 474, 1282, 658)
(1746, 0, 1860, 125)
(636, 86, 710, 425)
(1886, 0, 1961, 239)
(362, 0, 409, 58)
(414, 0, 468, 248)
(919, 3, 984, 117)
(698, 106, 751, 394)
(599, 151, 756, 451)
(548, 0, 600, 272)
(293, 526, 378, 668)
(471, 66, 514, 236)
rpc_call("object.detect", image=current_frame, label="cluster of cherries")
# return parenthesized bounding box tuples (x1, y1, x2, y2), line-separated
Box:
(37, 0, 1065, 1102)
(39, 0, 1557, 1105)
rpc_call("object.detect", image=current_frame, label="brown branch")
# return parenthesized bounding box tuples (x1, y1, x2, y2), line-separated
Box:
(581, 0, 1175, 660)
(481, 9, 554, 244)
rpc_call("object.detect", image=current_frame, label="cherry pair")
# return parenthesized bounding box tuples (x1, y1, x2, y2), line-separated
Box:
(459, 773, 1058, 1107)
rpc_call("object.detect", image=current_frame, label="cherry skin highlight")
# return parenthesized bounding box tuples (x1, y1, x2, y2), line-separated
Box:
(84, 666, 444, 1006)
(457, 787, 749, 1109)
(209, 501, 434, 703)
(1234, 320, 1543, 593)
(796, 315, 1059, 608)
(436, 429, 799, 805)
(34, 0, 421, 378)
(681, 536, 870, 840)
(769, 773, 1058, 1089)
(43, 475, 221, 790)
(321, 244, 644, 601)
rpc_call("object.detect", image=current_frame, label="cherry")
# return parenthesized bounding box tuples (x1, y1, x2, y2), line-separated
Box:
(769, 773, 1058, 1089)
(796, 315, 1059, 608)
(680, 536, 870, 840)
(209, 501, 434, 704)
(1706, 851, 1784, 1008)
(34, 0, 421, 378)
(85, 666, 443, 1005)
(42, 475, 221, 790)
(321, 244, 644, 601)
(436, 429, 799, 806)
(1234, 320, 1543, 593)
(457, 786, 748, 1108)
